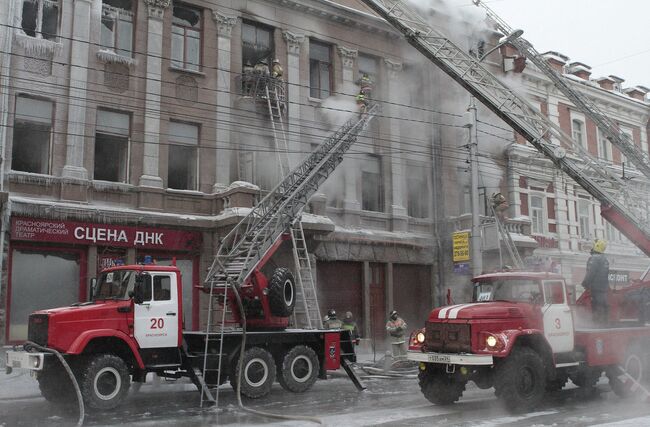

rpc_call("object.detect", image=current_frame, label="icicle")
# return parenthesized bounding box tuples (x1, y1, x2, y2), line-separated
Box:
(227, 180, 260, 191)
(15, 33, 61, 58)
(96, 49, 136, 68)
(9, 171, 57, 187)
(91, 180, 133, 193)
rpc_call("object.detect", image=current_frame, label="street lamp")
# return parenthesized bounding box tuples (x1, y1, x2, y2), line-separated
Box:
(467, 29, 523, 276)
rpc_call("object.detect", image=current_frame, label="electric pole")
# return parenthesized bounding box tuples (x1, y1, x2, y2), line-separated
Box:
(467, 97, 482, 276)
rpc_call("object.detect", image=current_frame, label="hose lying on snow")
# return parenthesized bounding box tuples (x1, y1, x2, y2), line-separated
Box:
(228, 286, 323, 425)
(24, 341, 85, 427)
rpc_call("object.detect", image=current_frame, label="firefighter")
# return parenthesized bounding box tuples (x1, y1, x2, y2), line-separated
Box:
(271, 58, 283, 80)
(323, 309, 343, 329)
(491, 192, 508, 219)
(254, 58, 270, 76)
(242, 60, 255, 96)
(356, 92, 368, 116)
(357, 73, 373, 98)
(342, 311, 360, 345)
(581, 239, 610, 325)
(386, 310, 407, 358)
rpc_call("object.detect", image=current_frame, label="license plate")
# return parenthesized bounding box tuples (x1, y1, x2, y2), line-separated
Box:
(427, 354, 451, 363)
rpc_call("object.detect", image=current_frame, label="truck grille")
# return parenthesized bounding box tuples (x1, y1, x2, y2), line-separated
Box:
(27, 314, 48, 346)
(424, 322, 471, 353)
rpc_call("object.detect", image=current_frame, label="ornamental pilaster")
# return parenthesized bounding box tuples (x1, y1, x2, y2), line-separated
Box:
(282, 31, 305, 55)
(212, 12, 237, 37)
(337, 46, 358, 69)
(384, 58, 403, 80)
(144, 0, 170, 20)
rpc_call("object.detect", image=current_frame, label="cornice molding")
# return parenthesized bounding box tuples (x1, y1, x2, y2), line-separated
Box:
(337, 46, 358, 68)
(283, 31, 305, 55)
(212, 12, 238, 37)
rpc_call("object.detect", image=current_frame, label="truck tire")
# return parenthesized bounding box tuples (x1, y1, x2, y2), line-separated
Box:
(230, 347, 276, 398)
(418, 365, 466, 405)
(37, 359, 76, 405)
(607, 345, 645, 398)
(78, 354, 131, 410)
(268, 268, 296, 317)
(277, 345, 319, 393)
(494, 347, 545, 413)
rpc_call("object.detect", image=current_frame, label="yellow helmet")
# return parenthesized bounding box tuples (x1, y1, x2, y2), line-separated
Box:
(593, 239, 607, 253)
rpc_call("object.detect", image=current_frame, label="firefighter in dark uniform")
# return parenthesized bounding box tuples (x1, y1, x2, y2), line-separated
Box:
(581, 239, 610, 326)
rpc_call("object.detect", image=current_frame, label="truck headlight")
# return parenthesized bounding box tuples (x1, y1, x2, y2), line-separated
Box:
(486, 335, 498, 348)
(416, 332, 425, 344)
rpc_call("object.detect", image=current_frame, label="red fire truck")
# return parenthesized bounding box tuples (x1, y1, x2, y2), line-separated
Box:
(4, 262, 357, 410)
(407, 271, 650, 413)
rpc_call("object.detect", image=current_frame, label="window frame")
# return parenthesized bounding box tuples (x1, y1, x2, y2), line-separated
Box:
(100, 0, 135, 58)
(597, 128, 612, 162)
(529, 194, 545, 234)
(21, 0, 60, 41)
(12, 95, 54, 175)
(241, 20, 274, 68)
(309, 39, 333, 99)
(167, 120, 199, 191)
(94, 109, 131, 183)
(171, 2, 202, 71)
(578, 198, 591, 240)
(361, 154, 384, 213)
(571, 119, 584, 149)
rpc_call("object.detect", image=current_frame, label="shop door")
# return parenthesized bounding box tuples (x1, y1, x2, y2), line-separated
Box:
(317, 261, 363, 329)
(393, 264, 432, 331)
(8, 247, 85, 342)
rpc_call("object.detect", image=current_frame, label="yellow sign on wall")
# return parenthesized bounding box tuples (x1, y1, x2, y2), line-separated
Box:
(452, 231, 470, 262)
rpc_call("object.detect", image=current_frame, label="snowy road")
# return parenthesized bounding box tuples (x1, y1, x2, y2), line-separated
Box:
(2, 370, 650, 426)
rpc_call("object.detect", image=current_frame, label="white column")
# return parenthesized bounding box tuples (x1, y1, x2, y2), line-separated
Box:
(385, 59, 407, 219)
(139, 0, 170, 188)
(62, 0, 93, 179)
(338, 46, 360, 211)
(282, 31, 305, 168)
(212, 12, 237, 192)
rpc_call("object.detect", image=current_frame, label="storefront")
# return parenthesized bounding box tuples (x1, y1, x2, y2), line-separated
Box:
(5, 217, 202, 342)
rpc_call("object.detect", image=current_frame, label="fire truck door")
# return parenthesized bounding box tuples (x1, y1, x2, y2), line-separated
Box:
(541, 280, 574, 353)
(134, 273, 179, 349)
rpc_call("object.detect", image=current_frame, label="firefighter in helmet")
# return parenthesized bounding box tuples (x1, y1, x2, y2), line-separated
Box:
(386, 310, 408, 358)
(323, 309, 343, 329)
(271, 58, 283, 80)
(356, 92, 369, 116)
(581, 239, 610, 325)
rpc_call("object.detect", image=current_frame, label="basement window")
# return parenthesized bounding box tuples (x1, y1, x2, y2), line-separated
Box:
(94, 110, 130, 182)
(168, 121, 198, 190)
(21, 0, 59, 41)
(12, 96, 53, 174)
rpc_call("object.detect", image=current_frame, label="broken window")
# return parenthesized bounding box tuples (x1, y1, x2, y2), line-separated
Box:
(100, 0, 133, 57)
(309, 40, 332, 99)
(94, 110, 130, 182)
(361, 155, 384, 212)
(21, 0, 59, 41)
(241, 21, 274, 68)
(407, 167, 429, 218)
(171, 3, 201, 71)
(12, 96, 53, 174)
(168, 121, 198, 190)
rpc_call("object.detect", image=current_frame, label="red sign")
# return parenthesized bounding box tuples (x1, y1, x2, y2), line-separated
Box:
(11, 217, 202, 251)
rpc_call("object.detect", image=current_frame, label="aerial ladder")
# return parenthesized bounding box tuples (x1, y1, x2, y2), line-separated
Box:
(357, 0, 650, 256)
(199, 104, 378, 405)
(472, 0, 650, 181)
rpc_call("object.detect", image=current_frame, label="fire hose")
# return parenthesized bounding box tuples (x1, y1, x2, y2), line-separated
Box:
(23, 341, 85, 427)
(229, 286, 323, 424)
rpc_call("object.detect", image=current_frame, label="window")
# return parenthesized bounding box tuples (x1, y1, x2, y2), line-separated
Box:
(100, 0, 134, 57)
(153, 276, 171, 301)
(543, 281, 565, 304)
(361, 155, 383, 212)
(309, 40, 332, 99)
(172, 3, 201, 71)
(578, 199, 591, 239)
(407, 168, 429, 218)
(572, 119, 584, 148)
(605, 221, 619, 243)
(94, 110, 130, 182)
(168, 121, 198, 190)
(358, 53, 378, 82)
(21, 0, 59, 41)
(530, 195, 544, 234)
(12, 96, 53, 174)
(241, 21, 274, 68)
(597, 129, 611, 162)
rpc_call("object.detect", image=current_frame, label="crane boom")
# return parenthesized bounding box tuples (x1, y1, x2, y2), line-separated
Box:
(473, 0, 650, 180)
(358, 0, 650, 255)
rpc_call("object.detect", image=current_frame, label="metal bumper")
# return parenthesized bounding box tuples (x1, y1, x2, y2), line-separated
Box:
(406, 350, 493, 366)
(5, 350, 47, 373)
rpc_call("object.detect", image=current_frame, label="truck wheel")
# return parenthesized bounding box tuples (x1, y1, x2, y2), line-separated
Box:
(607, 345, 645, 398)
(37, 359, 76, 405)
(78, 354, 131, 410)
(277, 345, 319, 393)
(418, 365, 466, 405)
(230, 347, 276, 398)
(494, 347, 545, 413)
(268, 268, 296, 317)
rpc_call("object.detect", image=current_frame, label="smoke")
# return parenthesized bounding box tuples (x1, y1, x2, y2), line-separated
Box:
(320, 94, 358, 128)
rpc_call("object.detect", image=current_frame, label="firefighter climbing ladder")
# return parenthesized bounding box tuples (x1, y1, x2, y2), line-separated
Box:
(359, 0, 650, 256)
(473, 0, 650, 181)
(198, 105, 378, 407)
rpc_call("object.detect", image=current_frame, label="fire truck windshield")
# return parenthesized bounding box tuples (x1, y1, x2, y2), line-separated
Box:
(473, 279, 542, 304)
(94, 270, 138, 300)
